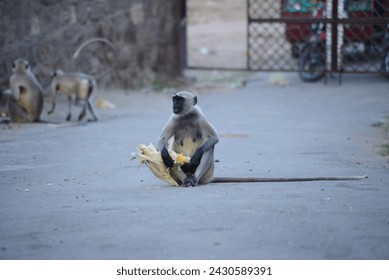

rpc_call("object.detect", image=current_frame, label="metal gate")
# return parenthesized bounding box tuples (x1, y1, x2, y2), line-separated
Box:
(247, 0, 389, 79)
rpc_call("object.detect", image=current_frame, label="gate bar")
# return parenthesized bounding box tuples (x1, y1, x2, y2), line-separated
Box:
(331, 0, 339, 77)
(248, 18, 389, 24)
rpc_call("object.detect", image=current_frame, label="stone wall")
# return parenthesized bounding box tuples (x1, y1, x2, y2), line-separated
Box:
(0, 0, 185, 89)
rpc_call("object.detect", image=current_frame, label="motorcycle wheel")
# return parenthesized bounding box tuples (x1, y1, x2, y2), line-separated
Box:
(382, 49, 389, 80)
(298, 44, 325, 82)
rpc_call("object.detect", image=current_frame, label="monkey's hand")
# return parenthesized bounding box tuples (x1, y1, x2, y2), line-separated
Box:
(47, 110, 54, 115)
(182, 173, 197, 187)
(181, 148, 203, 174)
(161, 147, 174, 168)
(190, 148, 203, 168)
(180, 162, 197, 174)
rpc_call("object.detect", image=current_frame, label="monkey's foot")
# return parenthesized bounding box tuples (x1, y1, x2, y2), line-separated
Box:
(66, 114, 71, 121)
(182, 174, 197, 187)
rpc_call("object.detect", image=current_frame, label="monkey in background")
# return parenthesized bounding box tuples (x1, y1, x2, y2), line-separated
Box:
(47, 37, 118, 122)
(48, 70, 98, 122)
(1, 38, 115, 125)
(5, 59, 44, 123)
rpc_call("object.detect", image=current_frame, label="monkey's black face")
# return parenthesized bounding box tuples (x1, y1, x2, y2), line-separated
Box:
(172, 95, 185, 114)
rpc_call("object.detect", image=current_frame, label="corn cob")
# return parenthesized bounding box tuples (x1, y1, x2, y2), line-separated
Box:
(134, 143, 190, 186)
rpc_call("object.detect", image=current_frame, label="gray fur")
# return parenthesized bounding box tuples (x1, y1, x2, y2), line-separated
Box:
(8, 59, 44, 123)
(157, 91, 219, 187)
(48, 70, 98, 122)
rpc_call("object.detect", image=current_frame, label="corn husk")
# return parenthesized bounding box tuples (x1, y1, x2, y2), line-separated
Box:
(269, 72, 290, 86)
(134, 143, 190, 186)
(95, 97, 116, 109)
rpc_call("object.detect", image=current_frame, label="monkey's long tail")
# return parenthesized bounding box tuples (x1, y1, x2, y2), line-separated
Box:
(73, 37, 117, 79)
(73, 38, 116, 60)
(211, 175, 368, 183)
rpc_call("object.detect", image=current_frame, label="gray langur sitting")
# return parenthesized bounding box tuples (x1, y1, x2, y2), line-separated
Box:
(155, 91, 367, 187)
(7, 59, 44, 123)
(157, 91, 218, 187)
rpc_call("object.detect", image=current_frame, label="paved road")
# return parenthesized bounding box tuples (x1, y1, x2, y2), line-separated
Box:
(0, 73, 388, 259)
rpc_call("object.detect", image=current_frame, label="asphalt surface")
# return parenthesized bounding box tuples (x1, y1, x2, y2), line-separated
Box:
(0, 72, 388, 260)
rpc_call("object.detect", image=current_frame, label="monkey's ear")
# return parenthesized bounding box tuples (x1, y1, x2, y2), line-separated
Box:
(193, 96, 197, 105)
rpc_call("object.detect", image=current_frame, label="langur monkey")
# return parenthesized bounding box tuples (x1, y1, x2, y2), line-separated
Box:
(157, 91, 366, 187)
(47, 38, 116, 122)
(7, 59, 44, 123)
(48, 70, 98, 122)
(158, 91, 219, 187)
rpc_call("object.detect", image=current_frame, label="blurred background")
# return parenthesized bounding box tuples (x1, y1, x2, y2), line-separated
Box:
(0, 0, 388, 91)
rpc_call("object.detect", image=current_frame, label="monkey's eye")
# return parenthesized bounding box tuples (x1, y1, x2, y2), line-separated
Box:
(173, 96, 184, 103)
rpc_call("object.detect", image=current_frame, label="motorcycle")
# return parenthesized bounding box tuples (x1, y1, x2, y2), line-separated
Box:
(298, 3, 327, 82)
(297, 0, 389, 82)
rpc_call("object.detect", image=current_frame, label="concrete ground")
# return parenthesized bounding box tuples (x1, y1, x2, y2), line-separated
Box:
(0, 72, 388, 260)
